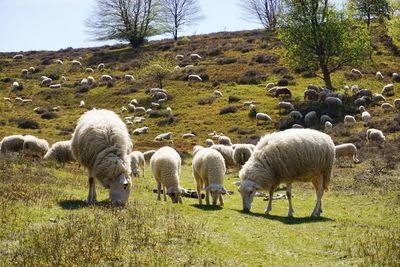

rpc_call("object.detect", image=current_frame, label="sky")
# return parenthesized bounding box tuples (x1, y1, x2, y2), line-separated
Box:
(0, 0, 344, 53)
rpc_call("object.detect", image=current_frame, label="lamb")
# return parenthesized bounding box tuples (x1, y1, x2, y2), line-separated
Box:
(289, 110, 302, 121)
(22, 135, 49, 157)
(129, 151, 145, 178)
(320, 115, 333, 125)
(56, 59, 63, 65)
(193, 145, 204, 156)
(304, 111, 317, 126)
(218, 135, 232, 146)
(232, 144, 253, 166)
(256, 112, 273, 124)
(98, 63, 105, 70)
(335, 143, 359, 167)
(376, 71, 384, 81)
(188, 74, 202, 82)
(101, 75, 113, 82)
(362, 111, 371, 126)
(324, 96, 343, 107)
(214, 90, 223, 97)
(0, 135, 25, 154)
(80, 100, 85, 108)
(183, 133, 196, 139)
(143, 150, 156, 161)
(190, 53, 202, 60)
(344, 115, 356, 127)
(394, 99, 400, 109)
(132, 126, 149, 135)
(210, 144, 235, 171)
(154, 132, 173, 141)
(205, 139, 214, 147)
(278, 102, 294, 112)
(192, 148, 227, 205)
(44, 140, 74, 164)
(71, 109, 133, 206)
(150, 146, 183, 203)
(237, 129, 335, 217)
(381, 84, 394, 96)
(366, 128, 385, 144)
(124, 74, 134, 81)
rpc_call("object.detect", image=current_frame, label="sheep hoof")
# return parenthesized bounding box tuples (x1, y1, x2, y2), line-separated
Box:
(264, 210, 270, 216)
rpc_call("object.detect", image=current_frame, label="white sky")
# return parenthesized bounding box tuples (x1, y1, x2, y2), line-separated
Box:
(0, 0, 344, 52)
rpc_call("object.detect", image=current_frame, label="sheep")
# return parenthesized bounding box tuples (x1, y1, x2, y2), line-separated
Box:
(71, 109, 133, 206)
(176, 54, 184, 60)
(127, 104, 136, 112)
(153, 92, 168, 100)
(133, 117, 145, 123)
(274, 87, 292, 98)
(44, 140, 74, 164)
(344, 115, 356, 127)
(21, 99, 32, 103)
(13, 54, 23, 60)
(218, 135, 232, 146)
(372, 93, 386, 102)
(210, 144, 235, 171)
(101, 75, 113, 82)
(357, 89, 372, 98)
(192, 148, 227, 205)
(304, 111, 317, 126)
(237, 129, 335, 217)
(354, 96, 368, 106)
(134, 107, 146, 114)
(71, 60, 82, 67)
(232, 144, 253, 166)
(85, 68, 94, 73)
(81, 78, 88, 85)
(366, 128, 385, 144)
(278, 102, 294, 113)
(256, 112, 273, 124)
(320, 115, 333, 125)
(21, 69, 28, 75)
(87, 76, 96, 84)
(394, 99, 400, 109)
(289, 111, 302, 121)
(381, 103, 394, 112)
(50, 84, 61, 89)
(29, 67, 36, 73)
(190, 53, 202, 60)
(292, 124, 304, 129)
(188, 74, 202, 82)
(304, 89, 319, 101)
(150, 88, 167, 94)
(335, 143, 359, 167)
(325, 121, 333, 131)
(151, 102, 160, 108)
(351, 68, 362, 78)
(393, 72, 399, 81)
(22, 135, 49, 157)
(154, 132, 173, 141)
(4, 97, 11, 102)
(132, 126, 149, 135)
(183, 133, 196, 139)
(193, 145, 204, 156)
(359, 105, 366, 112)
(98, 63, 105, 70)
(130, 99, 138, 105)
(12, 81, 20, 91)
(243, 101, 254, 107)
(324, 96, 342, 107)
(376, 71, 384, 81)
(129, 151, 145, 178)
(266, 82, 274, 90)
(150, 146, 183, 203)
(343, 85, 350, 94)
(267, 87, 278, 95)
(205, 139, 214, 147)
(80, 100, 85, 108)
(214, 90, 223, 97)
(143, 150, 156, 162)
(351, 85, 359, 95)
(41, 77, 52, 87)
(382, 84, 394, 96)
(308, 84, 322, 92)
(362, 111, 371, 126)
(0, 135, 25, 154)
(56, 59, 63, 65)
(124, 74, 134, 81)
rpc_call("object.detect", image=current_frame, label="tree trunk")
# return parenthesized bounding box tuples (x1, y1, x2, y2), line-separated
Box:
(367, 14, 371, 29)
(174, 29, 178, 41)
(321, 64, 333, 90)
(129, 37, 144, 48)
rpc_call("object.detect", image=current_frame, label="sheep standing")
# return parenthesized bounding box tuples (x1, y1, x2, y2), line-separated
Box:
(143, 150, 156, 162)
(71, 109, 133, 206)
(325, 121, 333, 132)
(344, 115, 356, 127)
(154, 132, 173, 141)
(366, 129, 385, 144)
(238, 129, 335, 217)
(193, 145, 205, 156)
(320, 115, 333, 125)
(188, 74, 202, 83)
(381, 103, 394, 112)
(362, 111, 371, 126)
(150, 146, 183, 203)
(232, 144, 253, 166)
(210, 144, 235, 172)
(192, 148, 227, 205)
(376, 71, 384, 81)
(256, 113, 273, 124)
(382, 84, 394, 96)
(304, 111, 317, 126)
(22, 135, 49, 157)
(218, 135, 232, 146)
(0, 135, 25, 154)
(44, 140, 74, 164)
(335, 143, 359, 168)
(205, 139, 214, 147)
(129, 151, 145, 178)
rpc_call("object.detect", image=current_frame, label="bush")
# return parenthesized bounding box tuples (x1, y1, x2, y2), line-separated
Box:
(272, 66, 288, 75)
(14, 118, 40, 129)
(228, 96, 241, 103)
(198, 96, 216, 105)
(277, 79, 289, 86)
(113, 86, 139, 95)
(41, 112, 59, 120)
(239, 71, 267, 84)
(208, 48, 222, 56)
(41, 57, 52, 65)
(251, 54, 278, 64)
(216, 57, 237, 65)
(219, 106, 238, 115)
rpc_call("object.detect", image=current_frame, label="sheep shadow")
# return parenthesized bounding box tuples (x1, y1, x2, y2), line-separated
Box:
(58, 199, 111, 210)
(235, 210, 334, 224)
(191, 204, 223, 211)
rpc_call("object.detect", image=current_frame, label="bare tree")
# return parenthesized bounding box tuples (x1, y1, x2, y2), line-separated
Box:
(239, 0, 283, 29)
(86, 0, 162, 48)
(160, 0, 203, 41)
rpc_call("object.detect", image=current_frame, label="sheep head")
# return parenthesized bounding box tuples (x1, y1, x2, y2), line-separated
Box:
(237, 180, 260, 213)
(204, 184, 227, 205)
(109, 173, 131, 206)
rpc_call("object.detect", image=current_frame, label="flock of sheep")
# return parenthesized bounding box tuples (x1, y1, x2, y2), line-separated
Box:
(2, 54, 398, 217)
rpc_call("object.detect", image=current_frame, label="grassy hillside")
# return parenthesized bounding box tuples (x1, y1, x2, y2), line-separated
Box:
(0, 26, 400, 266)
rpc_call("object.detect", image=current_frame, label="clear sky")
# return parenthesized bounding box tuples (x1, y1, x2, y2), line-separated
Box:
(0, 0, 344, 53)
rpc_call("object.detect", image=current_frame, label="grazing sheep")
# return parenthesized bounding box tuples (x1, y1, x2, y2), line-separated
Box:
(134, 107, 146, 114)
(335, 143, 359, 167)
(176, 54, 184, 60)
(80, 100, 85, 108)
(127, 104, 136, 112)
(304, 89, 319, 101)
(188, 74, 202, 82)
(29, 67, 36, 73)
(50, 84, 61, 89)
(129, 151, 145, 178)
(21, 69, 28, 75)
(393, 72, 399, 81)
(12, 81, 20, 91)
(44, 140, 74, 164)
(362, 111, 371, 126)
(153, 92, 168, 100)
(183, 133, 196, 139)
(308, 84, 322, 92)
(381, 103, 394, 112)
(267, 87, 278, 95)
(289, 111, 303, 121)
(214, 90, 223, 97)
(41, 77, 52, 87)
(150, 88, 168, 94)
(304, 111, 317, 126)
(190, 53, 202, 60)
(266, 82, 275, 90)
(354, 96, 368, 106)
(376, 71, 384, 81)
(325, 121, 333, 131)
(13, 54, 23, 60)
(320, 115, 333, 125)
(87, 76, 96, 84)
(21, 99, 32, 103)
(237, 129, 335, 217)
(56, 59, 63, 65)
(372, 93, 386, 102)
(143, 150, 156, 161)
(394, 99, 400, 109)
(218, 135, 232, 146)
(232, 144, 253, 166)
(274, 87, 292, 98)
(192, 148, 227, 205)
(292, 124, 304, 129)
(71, 60, 82, 67)
(154, 132, 173, 141)
(71, 109, 133, 206)
(133, 117, 145, 123)
(256, 112, 273, 124)
(101, 75, 113, 82)
(351, 68, 362, 78)
(343, 85, 350, 94)
(344, 115, 356, 127)
(382, 84, 394, 96)
(366, 129, 385, 144)
(278, 102, 294, 112)
(243, 101, 255, 107)
(81, 78, 88, 85)
(357, 89, 372, 98)
(22, 135, 49, 157)
(351, 85, 359, 95)
(205, 139, 214, 147)
(324, 96, 343, 107)
(98, 63, 105, 70)
(85, 68, 94, 73)
(210, 144, 235, 171)
(0, 135, 25, 154)
(124, 74, 134, 81)
(150, 146, 183, 203)
(132, 126, 149, 135)
(193, 145, 204, 156)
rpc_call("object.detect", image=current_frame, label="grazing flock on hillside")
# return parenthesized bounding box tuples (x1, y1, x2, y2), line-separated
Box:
(1, 53, 399, 217)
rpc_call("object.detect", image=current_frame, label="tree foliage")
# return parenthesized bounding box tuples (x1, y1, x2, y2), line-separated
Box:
(140, 57, 174, 88)
(239, 0, 284, 29)
(348, 0, 390, 28)
(86, 0, 163, 48)
(279, 0, 370, 90)
(160, 0, 203, 41)
(387, 0, 400, 45)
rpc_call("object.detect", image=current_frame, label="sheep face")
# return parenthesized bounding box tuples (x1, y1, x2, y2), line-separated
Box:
(238, 180, 260, 213)
(167, 187, 183, 203)
(109, 174, 131, 206)
(205, 184, 227, 205)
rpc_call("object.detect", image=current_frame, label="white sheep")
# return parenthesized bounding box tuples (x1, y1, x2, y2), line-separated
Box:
(320, 115, 333, 125)
(344, 115, 356, 127)
(266, 82, 274, 90)
(278, 101, 294, 112)
(22, 135, 49, 157)
(366, 129, 385, 144)
(372, 93, 386, 102)
(166, 107, 173, 117)
(71, 109, 133, 206)
(133, 117, 145, 123)
(343, 85, 350, 94)
(98, 63, 105, 70)
(362, 111, 371, 126)
(151, 102, 160, 108)
(205, 139, 214, 147)
(183, 133, 196, 139)
(232, 144, 253, 166)
(188, 74, 202, 82)
(218, 135, 232, 146)
(129, 151, 145, 178)
(393, 73, 399, 80)
(243, 101, 254, 107)
(376, 71, 384, 81)
(81, 78, 88, 85)
(214, 90, 223, 97)
(351, 68, 362, 78)
(351, 85, 359, 95)
(127, 104, 136, 112)
(150, 146, 183, 203)
(192, 148, 227, 205)
(87, 76, 96, 84)
(71, 60, 82, 67)
(41, 78, 52, 87)
(359, 105, 366, 112)
(381, 103, 394, 112)
(289, 111, 302, 121)
(325, 121, 333, 132)
(237, 129, 335, 217)
(304, 111, 317, 126)
(176, 54, 184, 60)
(44, 140, 74, 164)
(21, 69, 28, 75)
(335, 143, 359, 167)
(13, 54, 23, 60)
(56, 59, 63, 65)
(80, 100, 85, 108)
(29, 67, 36, 73)
(132, 126, 149, 135)
(12, 81, 20, 90)
(256, 113, 273, 124)
(21, 99, 32, 103)
(381, 84, 394, 96)
(210, 144, 235, 171)
(394, 99, 400, 109)
(101, 75, 113, 82)
(193, 145, 204, 156)
(190, 53, 202, 60)
(121, 106, 128, 113)
(85, 68, 94, 73)
(130, 99, 138, 105)
(154, 132, 173, 141)
(0, 135, 25, 154)
(125, 74, 134, 81)
(134, 107, 146, 114)
(50, 84, 61, 89)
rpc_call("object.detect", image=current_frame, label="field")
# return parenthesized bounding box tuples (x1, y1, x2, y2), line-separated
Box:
(0, 26, 400, 266)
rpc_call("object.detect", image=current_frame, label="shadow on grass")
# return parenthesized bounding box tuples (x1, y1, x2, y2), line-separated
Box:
(58, 199, 111, 210)
(235, 210, 334, 224)
(191, 204, 223, 211)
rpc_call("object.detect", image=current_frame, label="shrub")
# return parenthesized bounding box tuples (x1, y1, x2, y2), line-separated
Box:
(251, 54, 278, 64)
(14, 118, 40, 129)
(216, 57, 237, 65)
(198, 96, 216, 105)
(238, 71, 267, 85)
(277, 79, 289, 86)
(272, 66, 288, 75)
(228, 96, 241, 103)
(208, 48, 222, 56)
(219, 106, 238, 115)
(41, 112, 59, 120)
(41, 57, 52, 65)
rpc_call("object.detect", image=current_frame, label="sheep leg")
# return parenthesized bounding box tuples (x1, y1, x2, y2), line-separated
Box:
(287, 183, 294, 217)
(142, 166, 145, 178)
(196, 182, 203, 205)
(219, 195, 224, 206)
(205, 190, 210, 205)
(87, 176, 96, 204)
(264, 189, 274, 215)
(157, 182, 161, 201)
(163, 185, 167, 202)
(311, 176, 324, 217)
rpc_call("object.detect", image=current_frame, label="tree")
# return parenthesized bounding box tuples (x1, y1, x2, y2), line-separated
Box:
(160, 0, 203, 41)
(348, 0, 390, 28)
(86, 0, 162, 48)
(387, 0, 400, 45)
(239, 0, 284, 29)
(279, 0, 370, 90)
(141, 57, 174, 88)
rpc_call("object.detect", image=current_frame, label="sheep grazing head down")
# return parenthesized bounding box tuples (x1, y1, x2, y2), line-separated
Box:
(109, 173, 132, 206)
(167, 186, 184, 203)
(237, 180, 260, 213)
(205, 184, 227, 205)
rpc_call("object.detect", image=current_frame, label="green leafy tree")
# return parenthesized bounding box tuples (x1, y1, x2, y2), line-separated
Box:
(387, 0, 400, 46)
(279, 0, 370, 90)
(348, 0, 390, 28)
(141, 58, 174, 88)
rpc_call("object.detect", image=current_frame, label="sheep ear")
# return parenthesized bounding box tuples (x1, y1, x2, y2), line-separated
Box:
(233, 181, 241, 186)
(118, 174, 128, 185)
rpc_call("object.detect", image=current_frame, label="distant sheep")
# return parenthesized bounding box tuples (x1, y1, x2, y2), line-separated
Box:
(132, 126, 149, 135)
(344, 115, 356, 127)
(150, 146, 183, 203)
(351, 85, 359, 95)
(289, 111, 302, 121)
(50, 84, 61, 89)
(278, 101, 294, 112)
(13, 54, 23, 60)
(218, 135, 232, 146)
(381, 103, 394, 112)
(22, 135, 49, 157)
(98, 63, 105, 70)
(85, 68, 94, 73)
(354, 96, 368, 106)
(256, 112, 273, 124)
(324, 97, 342, 107)
(44, 140, 74, 164)
(335, 143, 359, 167)
(366, 129, 385, 144)
(192, 148, 227, 205)
(266, 82, 274, 90)
(362, 111, 371, 126)
(71, 60, 82, 67)
(343, 85, 350, 94)
(0, 135, 25, 154)
(214, 90, 223, 97)
(232, 144, 253, 166)
(372, 93, 386, 102)
(154, 132, 173, 141)
(81, 78, 88, 85)
(87, 76, 96, 84)
(292, 124, 304, 129)
(274, 87, 292, 98)
(237, 129, 335, 217)
(80, 100, 85, 108)
(381, 84, 394, 96)
(376, 71, 384, 81)
(129, 151, 145, 178)
(12, 81, 20, 91)
(176, 55, 184, 60)
(190, 53, 202, 60)
(351, 68, 362, 78)
(101, 75, 113, 82)
(304, 111, 317, 126)
(21, 69, 28, 75)
(304, 89, 319, 101)
(394, 99, 400, 109)
(124, 74, 134, 81)
(41, 77, 52, 87)
(188, 74, 202, 82)
(320, 115, 333, 125)
(325, 121, 333, 131)
(71, 109, 133, 206)
(183, 133, 196, 139)
(29, 67, 36, 73)
(56, 59, 63, 65)
(205, 139, 214, 147)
